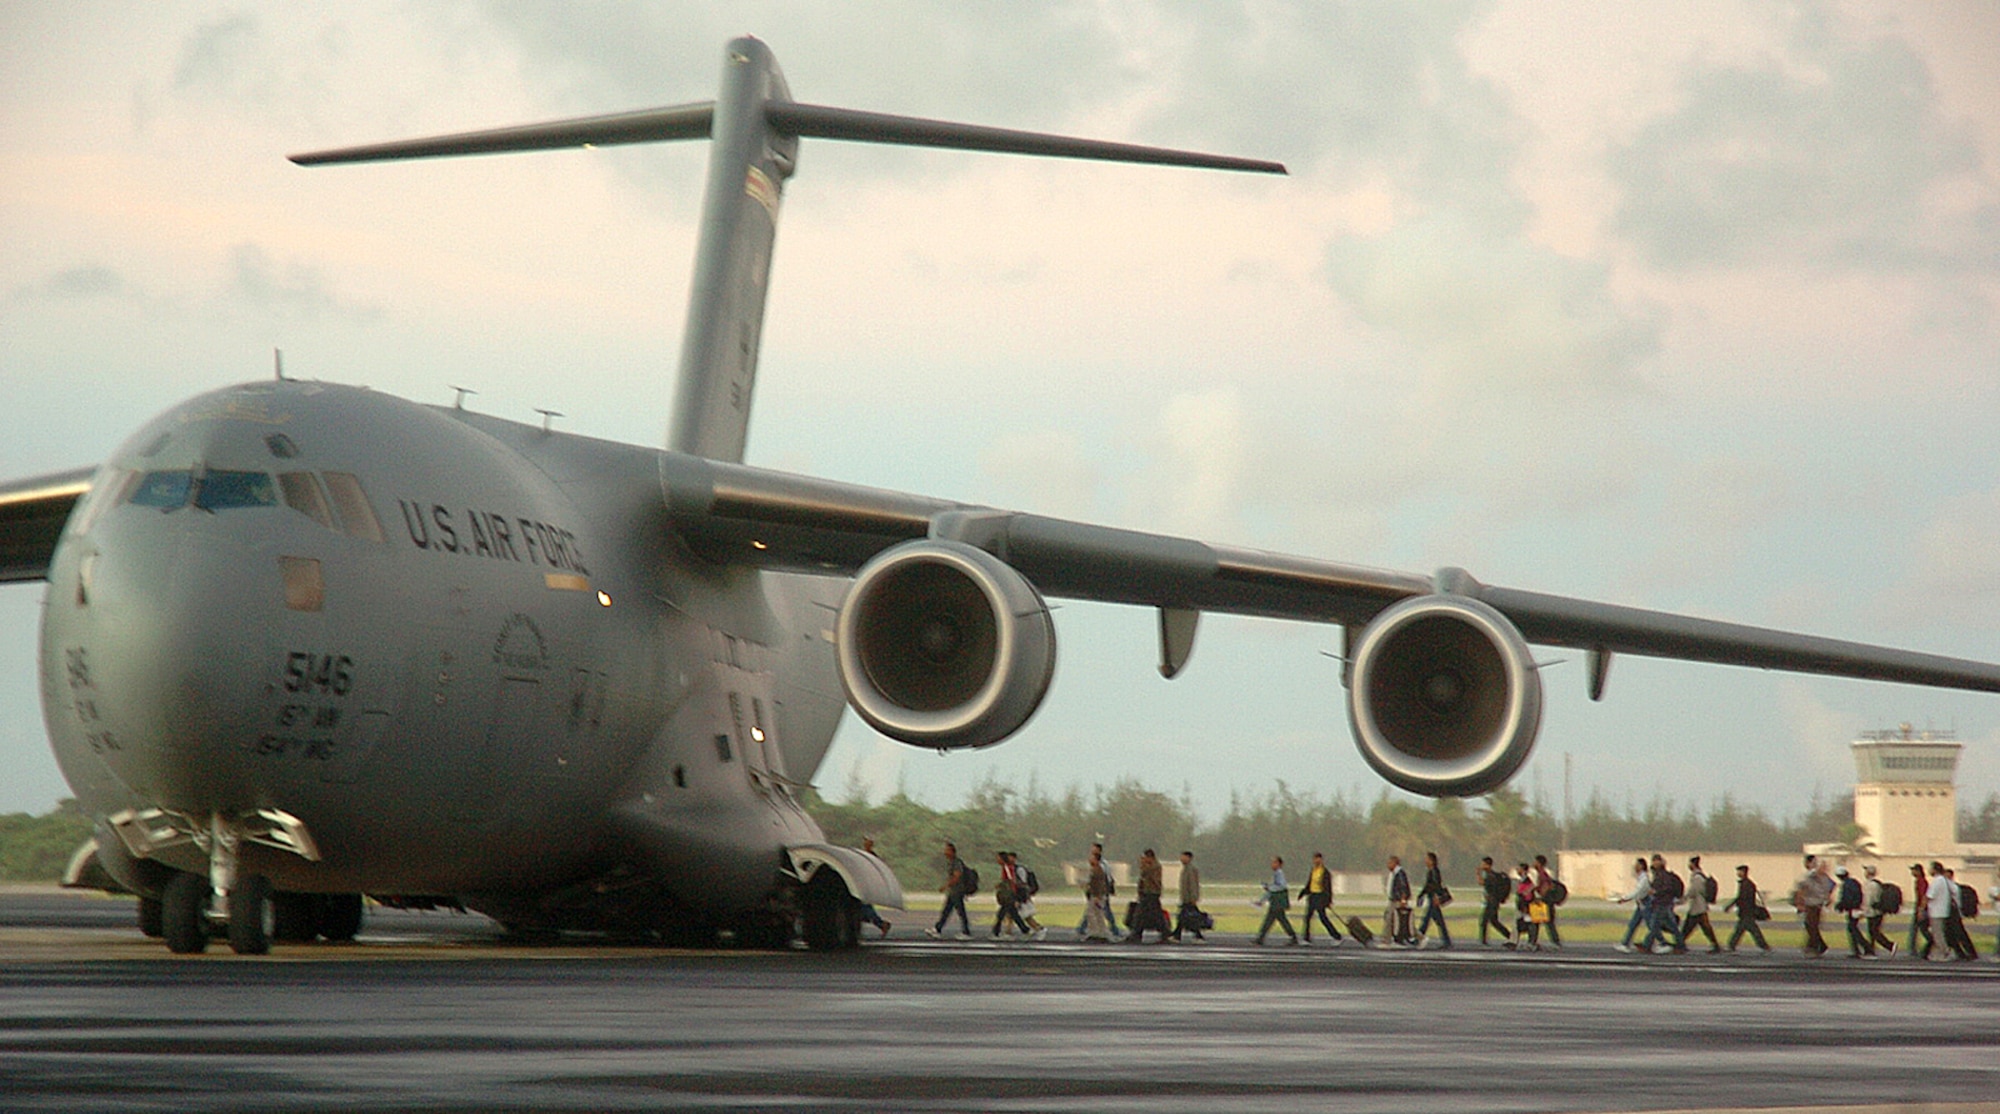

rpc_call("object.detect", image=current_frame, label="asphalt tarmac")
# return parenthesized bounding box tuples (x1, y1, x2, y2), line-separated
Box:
(3, 888, 1998, 1113)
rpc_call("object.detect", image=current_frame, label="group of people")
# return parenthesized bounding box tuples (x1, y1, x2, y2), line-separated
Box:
(1789, 855, 1985, 960)
(918, 840, 1994, 959)
(925, 841, 1213, 943)
(1249, 851, 1569, 952)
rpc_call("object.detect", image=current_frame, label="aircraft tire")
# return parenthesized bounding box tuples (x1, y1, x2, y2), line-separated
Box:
(137, 896, 164, 938)
(227, 874, 274, 955)
(271, 892, 324, 942)
(161, 872, 210, 954)
(320, 894, 365, 942)
(800, 873, 860, 952)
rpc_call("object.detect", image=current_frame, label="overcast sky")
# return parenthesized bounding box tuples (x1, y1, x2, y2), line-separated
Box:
(4, 2, 1999, 824)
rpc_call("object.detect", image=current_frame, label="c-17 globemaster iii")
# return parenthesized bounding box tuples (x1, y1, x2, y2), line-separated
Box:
(2, 36, 1997, 955)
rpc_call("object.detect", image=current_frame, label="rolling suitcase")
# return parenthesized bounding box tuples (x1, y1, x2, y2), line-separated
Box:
(1344, 915, 1374, 945)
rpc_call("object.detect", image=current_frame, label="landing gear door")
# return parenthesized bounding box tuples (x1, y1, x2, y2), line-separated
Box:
(715, 662, 795, 799)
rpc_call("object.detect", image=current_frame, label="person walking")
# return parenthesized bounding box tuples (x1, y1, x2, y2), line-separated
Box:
(1612, 857, 1652, 953)
(1834, 866, 1873, 958)
(1416, 851, 1452, 949)
(1075, 843, 1122, 941)
(1723, 864, 1771, 952)
(1170, 851, 1206, 942)
(1792, 856, 1833, 957)
(1300, 852, 1342, 945)
(1255, 856, 1299, 945)
(926, 841, 973, 940)
(1514, 862, 1542, 950)
(991, 850, 1033, 939)
(1862, 864, 1897, 956)
(1476, 856, 1513, 948)
(1638, 854, 1687, 954)
(1385, 856, 1414, 946)
(1082, 845, 1116, 942)
(1908, 862, 1934, 959)
(1127, 849, 1169, 944)
(1532, 854, 1563, 949)
(1940, 865, 1978, 960)
(1681, 855, 1720, 953)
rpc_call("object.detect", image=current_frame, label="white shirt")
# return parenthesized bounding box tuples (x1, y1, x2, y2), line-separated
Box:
(1927, 873, 1958, 919)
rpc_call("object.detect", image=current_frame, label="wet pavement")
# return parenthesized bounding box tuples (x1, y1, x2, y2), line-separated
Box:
(2, 888, 1997, 1112)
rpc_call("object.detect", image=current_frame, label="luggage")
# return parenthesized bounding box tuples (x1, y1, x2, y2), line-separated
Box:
(1344, 915, 1374, 945)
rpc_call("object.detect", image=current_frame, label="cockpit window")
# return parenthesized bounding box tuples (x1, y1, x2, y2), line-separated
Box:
(193, 470, 278, 511)
(71, 470, 139, 536)
(278, 471, 335, 529)
(320, 472, 385, 542)
(128, 470, 192, 509)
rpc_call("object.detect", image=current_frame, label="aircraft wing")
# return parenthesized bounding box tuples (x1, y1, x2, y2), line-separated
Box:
(661, 453, 2000, 694)
(0, 468, 93, 583)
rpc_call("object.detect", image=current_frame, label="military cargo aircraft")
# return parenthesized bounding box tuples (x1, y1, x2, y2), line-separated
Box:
(4, 37, 1999, 955)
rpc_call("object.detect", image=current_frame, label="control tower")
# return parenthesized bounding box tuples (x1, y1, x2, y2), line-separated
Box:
(1851, 725, 1960, 856)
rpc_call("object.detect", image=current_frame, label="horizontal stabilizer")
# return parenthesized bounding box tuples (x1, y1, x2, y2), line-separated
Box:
(765, 102, 1287, 174)
(290, 101, 716, 165)
(291, 99, 1285, 175)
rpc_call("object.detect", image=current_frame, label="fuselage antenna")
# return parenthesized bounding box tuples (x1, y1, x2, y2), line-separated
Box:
(451, 385, 477, 410)
(273, 348, 286, 381)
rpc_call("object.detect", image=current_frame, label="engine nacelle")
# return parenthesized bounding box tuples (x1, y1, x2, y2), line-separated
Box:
(1346, 594, 1542, 798)
(835, 540, 1056, 749)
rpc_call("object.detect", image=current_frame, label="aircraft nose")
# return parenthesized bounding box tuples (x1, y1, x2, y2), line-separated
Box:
(65, 519, 269, 811)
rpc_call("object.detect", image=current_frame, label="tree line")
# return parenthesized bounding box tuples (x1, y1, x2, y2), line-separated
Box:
(1, 787, 1997, 884)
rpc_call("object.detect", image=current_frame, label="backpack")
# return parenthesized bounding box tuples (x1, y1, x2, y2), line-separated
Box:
(1547, 879, 1569, 906)
(1483, 871, 1511, 903)
(1023, 868, 1040, 897)
(1961, 884, 1979, 918)
(1878, 882, 1903, 915)
(958, 864, 979, 896)
(1664, 871, 1685, 901)
(1702, 873, 1719, 903)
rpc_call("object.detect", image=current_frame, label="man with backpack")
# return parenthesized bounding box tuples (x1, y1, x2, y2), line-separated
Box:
(1942, 866, 1979, 960)
(1680, 855, 1720, 953)
(1834, 866, 1873, 957)
(927, 841, 974, 940)
(1638, 854, 1687, 953)
(1723, 864, 1771, 952)
(1532, 854, 1565, 949)
(1863, 864, 1898, 956)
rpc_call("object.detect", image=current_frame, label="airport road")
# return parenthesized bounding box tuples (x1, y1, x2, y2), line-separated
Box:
(2, 889, 1998, 1113)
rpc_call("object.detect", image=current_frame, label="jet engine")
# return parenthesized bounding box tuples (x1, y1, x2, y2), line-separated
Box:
(835, 539, 1056, 749)
(1346, 594, 1542, 798)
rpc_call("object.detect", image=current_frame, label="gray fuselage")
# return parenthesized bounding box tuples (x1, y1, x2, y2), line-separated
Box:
(39, 379, 847, 922)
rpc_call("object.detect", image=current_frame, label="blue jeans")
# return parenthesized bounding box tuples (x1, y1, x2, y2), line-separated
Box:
(1640, 903, 1684, 950)
(1621, 902, 1649, 945)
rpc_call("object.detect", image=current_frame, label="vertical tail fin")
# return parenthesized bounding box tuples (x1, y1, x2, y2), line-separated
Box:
(667, 38, 793, 462)
(290, 36, 1284, 463)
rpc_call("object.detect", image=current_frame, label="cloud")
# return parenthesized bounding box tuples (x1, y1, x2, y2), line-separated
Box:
(1878, 485, 2000, 630)
(227, 244, 377, 320)
(1609, 6, 2000, 273)
(15, 266, 128, 301)
(1324, 211, 1661, 397)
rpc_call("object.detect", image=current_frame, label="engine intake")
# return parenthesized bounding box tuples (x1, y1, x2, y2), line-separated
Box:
(1346, 594, 1541, 797)
(835, 540, 1055, 749)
